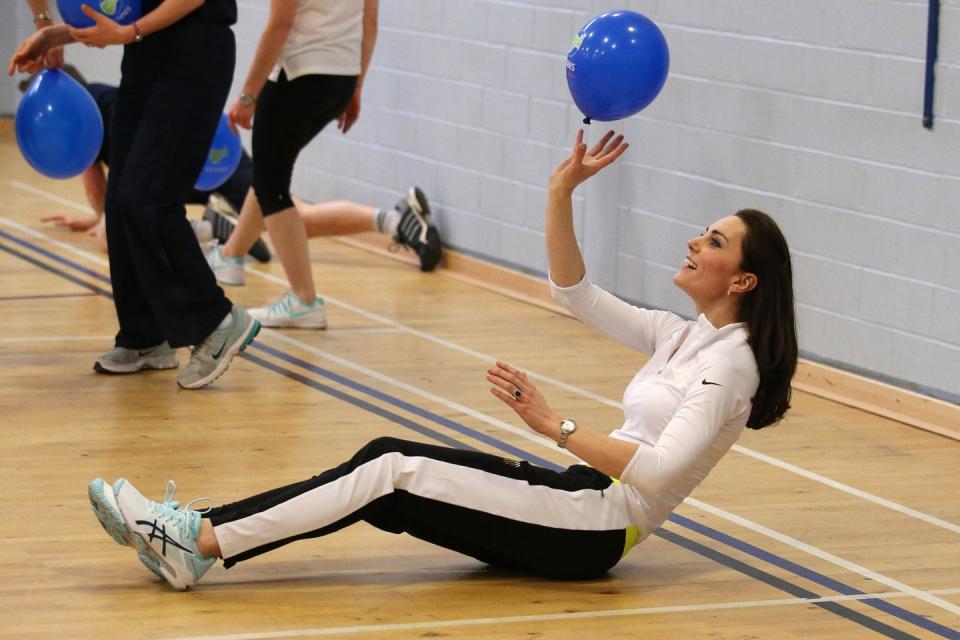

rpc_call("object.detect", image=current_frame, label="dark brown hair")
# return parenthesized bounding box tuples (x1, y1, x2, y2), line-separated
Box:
(735, 209, 798, 429)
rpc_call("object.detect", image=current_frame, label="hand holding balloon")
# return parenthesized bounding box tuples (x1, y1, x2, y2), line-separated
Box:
(15, 70, 104, 179)
(7, 28, 58, 75)
(68, 5, 137, 48)
(57, 0, 141, 28)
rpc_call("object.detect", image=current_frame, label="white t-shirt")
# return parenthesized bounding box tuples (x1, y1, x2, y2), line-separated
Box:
(270, 0, 364, 81)
(550, 275, 759, 539)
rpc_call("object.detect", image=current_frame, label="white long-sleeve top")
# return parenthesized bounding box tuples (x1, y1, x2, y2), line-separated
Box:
(550, 275, 759, 538)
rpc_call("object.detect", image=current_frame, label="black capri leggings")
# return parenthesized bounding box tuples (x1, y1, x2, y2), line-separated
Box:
(252, 70, 357, 216)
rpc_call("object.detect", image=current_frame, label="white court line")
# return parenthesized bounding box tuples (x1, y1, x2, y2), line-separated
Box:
(0, 336, 115, 342)
(0, 191, 110, 269)
(5, 185, 959, 614)
(163, 588, 960, 640)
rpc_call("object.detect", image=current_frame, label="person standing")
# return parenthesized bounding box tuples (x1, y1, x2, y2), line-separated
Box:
(8, 0, 260, 388)
(217, 0, 433, 330)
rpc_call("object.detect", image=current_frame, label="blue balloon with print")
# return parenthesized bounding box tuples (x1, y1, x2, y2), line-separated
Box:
(566, 10, 669, 122)
(195, 114, 243, 191)
(15, 69, 104, 180)
(56, 0, 141, 28)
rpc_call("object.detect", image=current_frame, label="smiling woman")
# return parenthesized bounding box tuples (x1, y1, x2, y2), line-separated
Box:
(675, 210, 798, 428)
(85, 129, 800, 592)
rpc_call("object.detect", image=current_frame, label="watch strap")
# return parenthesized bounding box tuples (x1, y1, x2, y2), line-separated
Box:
(557, 418, 576, 449)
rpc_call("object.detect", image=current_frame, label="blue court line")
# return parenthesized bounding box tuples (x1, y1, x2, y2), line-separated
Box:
(0, 237, 113, 298)
(242, 351, 476, 452)
(0, 292, 98, 302)
(1, 231, 956, 639)
(0, 228, 112, 286)
(250, 342, 558, 468)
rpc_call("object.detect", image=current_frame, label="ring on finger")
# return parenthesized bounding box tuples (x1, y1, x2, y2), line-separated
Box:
(512, 388, 522, 400)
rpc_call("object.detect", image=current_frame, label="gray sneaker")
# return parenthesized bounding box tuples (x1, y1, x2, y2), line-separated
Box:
(93, 342, 178, 374)
(177, 305, 260, 390)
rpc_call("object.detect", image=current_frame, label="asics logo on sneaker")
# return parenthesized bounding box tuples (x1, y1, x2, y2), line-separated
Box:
(136, 518, 194, 556)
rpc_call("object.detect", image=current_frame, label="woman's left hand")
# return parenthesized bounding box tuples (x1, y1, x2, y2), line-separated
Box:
(488, 361, 561, 436)
(44, 45, 65, 69)
(68, 5, 134, 48)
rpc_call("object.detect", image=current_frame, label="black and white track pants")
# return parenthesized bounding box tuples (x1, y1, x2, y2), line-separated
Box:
(206, 437, 640, 579)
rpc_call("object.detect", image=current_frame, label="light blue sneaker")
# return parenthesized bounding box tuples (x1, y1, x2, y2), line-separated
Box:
(88, 479, 181, 580)
(206, 244, 245, 286)
(249, 290, 327, 329)
(89, 477, 215, 590)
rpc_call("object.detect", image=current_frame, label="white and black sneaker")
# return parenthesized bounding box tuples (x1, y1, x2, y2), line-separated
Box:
(392, 187, 442, 272)
(203, 193, 272, 264)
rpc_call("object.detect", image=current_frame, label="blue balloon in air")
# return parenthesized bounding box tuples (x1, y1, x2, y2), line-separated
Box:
(56, 0, 141, 28)
(566, 11, 670, 123)
(15, 69, 104, 180)
(195, 114, 243, 192)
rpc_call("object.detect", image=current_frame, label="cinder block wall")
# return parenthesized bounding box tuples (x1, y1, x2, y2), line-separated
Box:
(3, 0, 957, 401)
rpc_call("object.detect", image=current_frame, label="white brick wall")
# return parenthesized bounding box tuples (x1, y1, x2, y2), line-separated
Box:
(4, 0, 956, 401)
(279, 0, 960, 399)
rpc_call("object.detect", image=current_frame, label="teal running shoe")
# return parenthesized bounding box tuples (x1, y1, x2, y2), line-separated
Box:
(89, 477, 215, 590)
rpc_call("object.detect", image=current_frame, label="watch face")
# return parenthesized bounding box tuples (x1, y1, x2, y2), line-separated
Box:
(560, 419, 576, 435)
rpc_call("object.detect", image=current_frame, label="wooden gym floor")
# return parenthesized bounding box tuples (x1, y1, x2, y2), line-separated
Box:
(1, 137, 958, 639)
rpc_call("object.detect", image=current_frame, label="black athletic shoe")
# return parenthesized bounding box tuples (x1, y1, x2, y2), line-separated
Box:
(392, 187, 442, 272)
(203, 193, 272, 264)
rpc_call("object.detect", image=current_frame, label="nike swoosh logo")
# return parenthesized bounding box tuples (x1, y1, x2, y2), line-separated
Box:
(211, 341, 227, 359)
(701, 379, 722, 387)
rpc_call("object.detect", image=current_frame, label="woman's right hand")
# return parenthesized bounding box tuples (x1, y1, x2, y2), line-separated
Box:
(7, 29, 53, 75)
(227, 99, 255, 134)
(42, 214, 100, 232)
(548, 129, 629, 194)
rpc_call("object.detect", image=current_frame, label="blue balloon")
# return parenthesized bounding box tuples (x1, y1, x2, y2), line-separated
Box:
(566, 11, 670, 122)
(56, 0, 140, 28)
(195, 114, 243, 192)
(15, 69, 104, 180)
